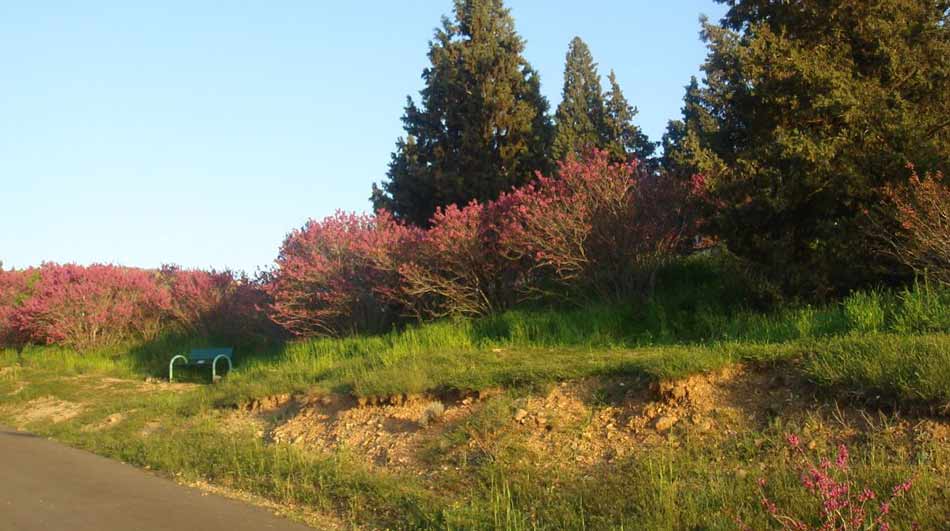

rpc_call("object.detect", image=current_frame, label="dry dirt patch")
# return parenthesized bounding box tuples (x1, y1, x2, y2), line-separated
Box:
(16, 396, 84, 425)
(82, 412, 129, 432)
(225, 366, 808, 471)
(268, 393, 484, 468)
(220, 390, 495, 471)
(69, 374, 198, 394)
(226, 364, 950, 475)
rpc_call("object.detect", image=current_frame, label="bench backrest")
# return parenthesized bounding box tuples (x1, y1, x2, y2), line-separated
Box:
(189, 348, 233, 362)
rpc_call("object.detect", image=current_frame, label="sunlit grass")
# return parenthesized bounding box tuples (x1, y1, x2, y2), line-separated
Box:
(2, 258, 948, 530)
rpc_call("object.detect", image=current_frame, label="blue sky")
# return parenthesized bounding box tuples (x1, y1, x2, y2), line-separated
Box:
(1, 1, 727, 274)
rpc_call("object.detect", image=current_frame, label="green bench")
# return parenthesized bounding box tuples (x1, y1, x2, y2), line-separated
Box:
(168, 348, 234, 382)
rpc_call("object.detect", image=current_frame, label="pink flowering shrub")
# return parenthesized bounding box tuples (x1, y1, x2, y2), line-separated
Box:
(393, 198, 526, 318)
(0, 268, 37, 346)
(1, 153, 710, 345)
(875, 165, 950, 285)
(216, 275, 280, 343)
(747, 434, 916, 531)
(159, 266, 233, 334)
(158, 266, 276, 343)
(390, 150, 705, 317)
(0, 263, 279, 350)
(267, 210, 420, 336)
(501, 150, 705, 300)
(9, 264, 173, 348)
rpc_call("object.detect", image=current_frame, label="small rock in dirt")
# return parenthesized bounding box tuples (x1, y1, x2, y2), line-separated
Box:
(654, 415, 679, 433)
(514, 409, 528, 423)
(658, 380, 688, 401)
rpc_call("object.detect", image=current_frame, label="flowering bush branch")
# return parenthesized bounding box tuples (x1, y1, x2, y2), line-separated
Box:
(870, 164, 949, 285)
(747, 434, 916, 531)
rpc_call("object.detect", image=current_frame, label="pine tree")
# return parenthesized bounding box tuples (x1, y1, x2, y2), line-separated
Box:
(682, 0, 950, 295)
(372, 0, 553, 227)
(603, 70, 655, 167)
(661, 76, 715, 178)
(552, 37, 606, 161)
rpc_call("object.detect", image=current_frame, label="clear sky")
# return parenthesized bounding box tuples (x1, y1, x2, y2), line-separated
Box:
(1, 1, 727, 274)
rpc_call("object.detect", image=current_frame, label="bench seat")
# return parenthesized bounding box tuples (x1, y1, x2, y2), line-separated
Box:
(169, 348, 234, 382)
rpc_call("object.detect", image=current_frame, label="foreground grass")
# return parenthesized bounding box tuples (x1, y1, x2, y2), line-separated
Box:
(1, 260, 948, 529)
(1, 347, 948, 530)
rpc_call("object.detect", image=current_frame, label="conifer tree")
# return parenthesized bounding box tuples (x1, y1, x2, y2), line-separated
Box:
(552, 37, 606, 161)
(552, 38, 655, 166)
(661, 76, 715, 178)
(603, 70, 656, 167)
(372, 0, 553, 227)
(681, 0, 950, 295)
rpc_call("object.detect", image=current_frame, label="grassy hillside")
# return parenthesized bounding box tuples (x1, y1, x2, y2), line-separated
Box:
(1, 257, 948, 529)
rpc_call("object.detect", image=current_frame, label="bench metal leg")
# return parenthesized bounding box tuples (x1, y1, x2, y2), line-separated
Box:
(212, 355, 232, 382)
(168, 355, 188, 382)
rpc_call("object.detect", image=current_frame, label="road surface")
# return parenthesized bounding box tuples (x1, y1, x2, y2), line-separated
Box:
(0, 425, 314, 531)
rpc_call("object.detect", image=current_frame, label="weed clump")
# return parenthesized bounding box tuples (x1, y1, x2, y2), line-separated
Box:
(419, 401, 445, 427)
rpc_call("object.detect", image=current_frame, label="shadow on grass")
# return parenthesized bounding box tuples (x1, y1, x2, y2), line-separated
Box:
(125, 330, 289, 384)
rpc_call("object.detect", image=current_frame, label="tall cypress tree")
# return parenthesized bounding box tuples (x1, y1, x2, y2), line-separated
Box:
(552, 37, 606, 160)
(603, 70, 655, 166)
(552, 38, 655, 166)
(372, 0, 553, 227)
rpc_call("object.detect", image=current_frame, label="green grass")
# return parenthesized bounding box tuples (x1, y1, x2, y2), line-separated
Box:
(2, 257, 949, 529)
(803, 333, 950, 405)
(3, 372, 946, 530)
(4, 256, 948, 409)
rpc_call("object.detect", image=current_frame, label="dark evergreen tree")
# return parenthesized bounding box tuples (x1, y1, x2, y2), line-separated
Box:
(372, 0, 553, 227)
(552, 37, 606, 161)
(661, 76, 718, 178)
(551, 38, 654, 166)
(682, 1, 950, 295)
(603, 70, 656, 167)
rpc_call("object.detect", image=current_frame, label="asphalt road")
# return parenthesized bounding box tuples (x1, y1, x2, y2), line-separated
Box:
(0, 425, 314, 531)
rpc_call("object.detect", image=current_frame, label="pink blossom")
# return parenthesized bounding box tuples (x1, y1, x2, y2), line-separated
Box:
(754, 435, 915, 531)
(267, 210, 421, 336)
(835, 444, 849, 469)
